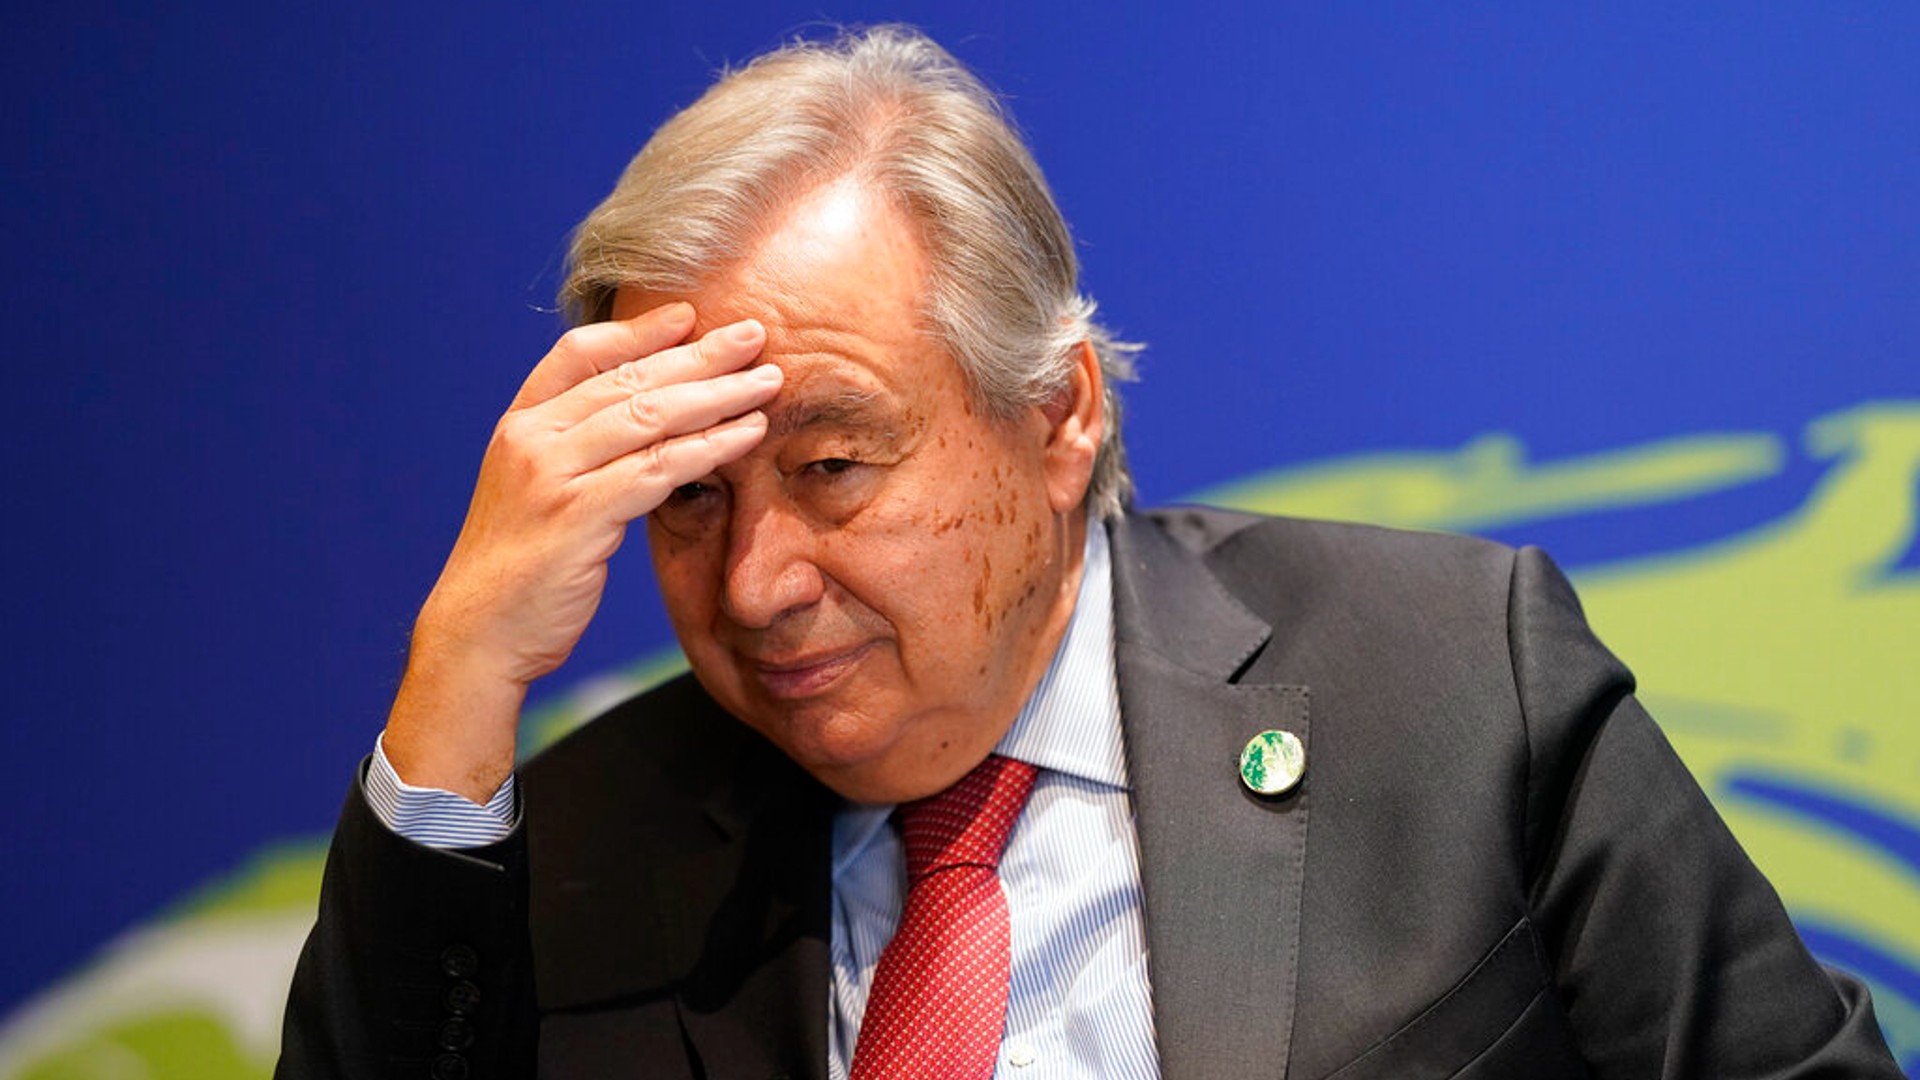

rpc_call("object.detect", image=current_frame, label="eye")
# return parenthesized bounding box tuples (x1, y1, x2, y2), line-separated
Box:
(788, 456, 874, 524)
(650, 478, 726, 540)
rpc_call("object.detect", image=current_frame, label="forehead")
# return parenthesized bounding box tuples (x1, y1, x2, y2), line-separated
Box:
(615, 178, 927, 324)
(766, 383, 889, 436)
(615, 179, 976, 426)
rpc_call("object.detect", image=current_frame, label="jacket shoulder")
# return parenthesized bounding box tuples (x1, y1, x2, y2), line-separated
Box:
(1152, 503, 1512, 557)
(1141, 505, 1524, 620)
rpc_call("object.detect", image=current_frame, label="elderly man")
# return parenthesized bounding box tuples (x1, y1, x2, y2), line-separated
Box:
(278, 25, 1901, 1080)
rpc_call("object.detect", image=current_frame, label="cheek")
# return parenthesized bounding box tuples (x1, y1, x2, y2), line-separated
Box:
(909, 460, 1056, 642)
(816, 492, 997, 647)
(976, 471, 1054, 630)
(646, 525, 722, 632)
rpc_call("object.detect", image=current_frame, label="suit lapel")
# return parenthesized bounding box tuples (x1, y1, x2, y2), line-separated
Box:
(1110, 514, 1311, 1080)
(532, 512, 1310, 1078)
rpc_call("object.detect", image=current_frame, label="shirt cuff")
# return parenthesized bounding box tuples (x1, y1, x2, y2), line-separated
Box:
(364, 731, 519, 849)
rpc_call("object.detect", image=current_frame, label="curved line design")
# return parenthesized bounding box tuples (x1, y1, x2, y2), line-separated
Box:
(1793, 920, 1920, 1014)
(1792, 919, 1920, 1074)
(1724, 774, 1920, 881)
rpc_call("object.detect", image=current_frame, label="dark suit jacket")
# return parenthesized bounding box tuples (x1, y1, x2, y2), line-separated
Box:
(278, 508, 1902, 1079)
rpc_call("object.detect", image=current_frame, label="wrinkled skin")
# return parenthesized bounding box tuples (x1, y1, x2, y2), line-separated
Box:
(624, 180, 1102, 803)
(385, 177, 1102, 807)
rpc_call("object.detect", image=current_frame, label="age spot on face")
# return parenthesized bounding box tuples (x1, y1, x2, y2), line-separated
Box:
(1000, 579, 1041, 626)
(972, 551, 995, 621)
(632, 180, 1087, 806)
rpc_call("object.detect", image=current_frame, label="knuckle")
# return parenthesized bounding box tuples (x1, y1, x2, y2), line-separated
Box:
(490, 415, 559, 481)
(624, 393, 663, 432)
(546, 329, 586, 369)
(554, 325, 594, 356)
(628, 445, 672, 491)
(613, 360, 651, 393)
(491, 411, 530, 450)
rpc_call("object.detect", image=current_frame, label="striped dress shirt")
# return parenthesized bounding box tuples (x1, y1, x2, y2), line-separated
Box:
(366, 525, 1159, 1079)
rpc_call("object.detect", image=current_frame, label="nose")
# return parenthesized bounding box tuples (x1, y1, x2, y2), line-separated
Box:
(720, 493, 825, 629)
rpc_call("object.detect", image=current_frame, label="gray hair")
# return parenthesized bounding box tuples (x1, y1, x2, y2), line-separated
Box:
(559, 24, 1140, 518)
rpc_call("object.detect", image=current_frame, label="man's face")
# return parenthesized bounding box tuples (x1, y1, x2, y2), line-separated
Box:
(614, 181, 1099, 804)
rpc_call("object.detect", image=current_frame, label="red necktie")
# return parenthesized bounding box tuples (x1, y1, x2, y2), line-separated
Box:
(849, 754, 1040, 1080)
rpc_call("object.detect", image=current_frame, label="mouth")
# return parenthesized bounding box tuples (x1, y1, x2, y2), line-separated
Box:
(746, 642, 876, 700)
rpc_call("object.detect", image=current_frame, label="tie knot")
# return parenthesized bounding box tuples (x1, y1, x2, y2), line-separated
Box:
(896, 754, 1038, 882)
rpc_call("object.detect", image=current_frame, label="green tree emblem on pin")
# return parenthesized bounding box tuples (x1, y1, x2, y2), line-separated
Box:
(1240, 730, 1306, 796)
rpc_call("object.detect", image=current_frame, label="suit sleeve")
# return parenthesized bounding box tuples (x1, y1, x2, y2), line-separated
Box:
(276, 760, 539, 1080)
(1510, 547, 1902, 1079)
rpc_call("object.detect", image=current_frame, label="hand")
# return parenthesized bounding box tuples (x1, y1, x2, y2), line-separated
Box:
(383, 302, 781, 799)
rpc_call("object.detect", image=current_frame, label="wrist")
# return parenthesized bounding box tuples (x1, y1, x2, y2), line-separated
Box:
(382, 623, 530, 803)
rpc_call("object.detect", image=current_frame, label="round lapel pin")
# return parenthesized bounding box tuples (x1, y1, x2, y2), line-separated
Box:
(1239, 729, 1306, 796)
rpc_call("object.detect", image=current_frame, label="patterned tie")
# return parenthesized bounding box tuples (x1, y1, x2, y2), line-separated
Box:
(849, 754, 1040, 1080)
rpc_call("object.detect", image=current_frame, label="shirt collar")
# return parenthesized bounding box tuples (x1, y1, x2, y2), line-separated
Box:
(992, 522, 1127, 790)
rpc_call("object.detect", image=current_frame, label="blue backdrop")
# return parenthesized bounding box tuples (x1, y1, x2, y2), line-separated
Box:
(4, 3, 1916, 1074)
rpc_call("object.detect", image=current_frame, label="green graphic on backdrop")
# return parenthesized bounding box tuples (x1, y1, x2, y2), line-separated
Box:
(1206, 400, 1920, 1068)
(4, 401, 1915, 1077)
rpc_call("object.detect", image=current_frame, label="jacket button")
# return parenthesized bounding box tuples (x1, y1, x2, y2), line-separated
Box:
(431, 1054, 470, 1080)
(438, 1017, 476, 1051)
(445, 979, 482, 1015)
(439, 943, 480, 979)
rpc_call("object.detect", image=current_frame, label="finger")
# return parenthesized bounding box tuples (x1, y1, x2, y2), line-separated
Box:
(534, 318, 768, 427)
(510, 302, 697, 410)
(594, 411, 772, 523)
(558, 363, 785, 475)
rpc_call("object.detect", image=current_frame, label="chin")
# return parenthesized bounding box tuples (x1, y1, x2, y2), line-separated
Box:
(749, 700, 906, 786)
(777, 707, 992, 804)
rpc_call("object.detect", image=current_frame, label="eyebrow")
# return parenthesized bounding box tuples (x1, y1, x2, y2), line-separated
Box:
(767, 387, 894, 438)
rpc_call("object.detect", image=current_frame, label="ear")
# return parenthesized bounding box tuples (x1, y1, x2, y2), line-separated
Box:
(1041, 340, 1105, 514)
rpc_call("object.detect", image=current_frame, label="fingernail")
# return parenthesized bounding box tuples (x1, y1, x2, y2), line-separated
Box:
(749, 364, 782, 384)
(665, 301, 695, 321)
(727, 320, 764, 346)
(722, 411, 768, 435)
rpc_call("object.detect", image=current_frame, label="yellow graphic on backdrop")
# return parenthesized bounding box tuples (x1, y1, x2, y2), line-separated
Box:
(2, 401, 1915, 1076)
(1207, 400, 1920, 1066)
